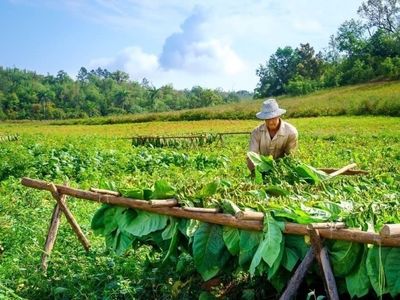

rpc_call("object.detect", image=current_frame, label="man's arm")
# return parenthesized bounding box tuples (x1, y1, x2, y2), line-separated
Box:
(284, 131, 298, 156)
(247, 130, 260, 171)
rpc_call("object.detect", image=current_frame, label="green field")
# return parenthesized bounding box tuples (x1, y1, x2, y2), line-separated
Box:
(0, 116, 399, 299)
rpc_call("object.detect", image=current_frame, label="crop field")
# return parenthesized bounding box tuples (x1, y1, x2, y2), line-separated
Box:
(0, 116, 399, 299)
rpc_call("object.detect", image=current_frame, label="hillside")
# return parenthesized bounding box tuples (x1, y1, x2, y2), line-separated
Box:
(44, 81, 400, 126)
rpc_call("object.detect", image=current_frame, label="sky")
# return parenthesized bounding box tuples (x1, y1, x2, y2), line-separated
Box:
(0, 0, 362, 91)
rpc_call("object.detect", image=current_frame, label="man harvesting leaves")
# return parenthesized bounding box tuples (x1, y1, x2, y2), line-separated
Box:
(247, 98, 298, 172)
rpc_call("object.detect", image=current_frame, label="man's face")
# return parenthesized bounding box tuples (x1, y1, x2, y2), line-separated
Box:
(265, 117, 280, 131)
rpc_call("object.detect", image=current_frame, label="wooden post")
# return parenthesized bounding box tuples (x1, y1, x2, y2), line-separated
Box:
(41, 202, 63, 271)
(182, 207, 220, 213)
(89, 187, 120, 196)
(280, 247, 314, 300)
(49, 184, 90, 252)
(308, 226, 339, 300)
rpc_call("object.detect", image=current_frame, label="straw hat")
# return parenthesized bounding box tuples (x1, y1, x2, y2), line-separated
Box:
(256, 98, 286, 120)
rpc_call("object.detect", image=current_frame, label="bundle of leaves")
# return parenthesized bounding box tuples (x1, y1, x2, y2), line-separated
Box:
(91, 180, 400, 298)
(131, 134, 220, 148)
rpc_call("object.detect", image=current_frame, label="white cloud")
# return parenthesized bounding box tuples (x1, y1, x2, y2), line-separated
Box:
(89, 8, 249, 89)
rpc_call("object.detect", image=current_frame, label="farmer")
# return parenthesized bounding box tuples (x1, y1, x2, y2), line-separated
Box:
(247, 98, 298, 172)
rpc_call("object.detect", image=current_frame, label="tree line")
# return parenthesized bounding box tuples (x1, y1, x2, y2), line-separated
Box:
(0, 67, 251, 120)
(255, 0, 400, 97)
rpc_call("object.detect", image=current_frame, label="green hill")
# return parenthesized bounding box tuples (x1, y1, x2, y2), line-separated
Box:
(49, 81, 400, 125)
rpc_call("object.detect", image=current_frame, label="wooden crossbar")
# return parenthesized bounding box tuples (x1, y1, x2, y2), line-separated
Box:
(21, 177, 400, 247)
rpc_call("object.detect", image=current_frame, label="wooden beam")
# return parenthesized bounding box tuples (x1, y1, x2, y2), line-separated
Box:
(235, 211, 264, 221)
(318, 168, 368, 175)
(149, 199, 178, 207)
(280, 247, 314, 300)
(41, 202, 63, 271)
(20, 177, 400, 247)
(183, 207, 220, 213)
(89, 187, 120, 196)
(308, 226, 339, 300)
(48, 184, 90, 252)
(327, 163, 357, 178)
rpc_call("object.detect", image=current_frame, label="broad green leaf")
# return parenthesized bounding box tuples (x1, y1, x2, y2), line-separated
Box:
(281, 247, 299, 272)
(91, 204, 111, 235)
(329, 240, 362, 277)
(162, 218, 178, 240)
(103, 206, 125, 235)
(162, 221, 179, 265)
(178, 219, 199, 238)
(193, 223, 230, 281)
(239, 230, 263, 267)
(120, 188, 144, 199)
(366, 246, 390, 296)
(284, 235, 309, 259)
(265, 185, 289, 197)
(345, 246, 370, 298)
(117, 209, 137, 232)
(267, 241, 285, 279)
(294, 164, 321, 184)
(384, 247, 400, 297)
(151, 180, 175, 199)
(247, 151, 274, 173)
(249, 216, 283, 275)
(124, 210, 168, 237)
(261, 216, 283, 267)
(222, 226, 240, 255)
(115, 231, 135, 255)
(199, 179, 220, 198)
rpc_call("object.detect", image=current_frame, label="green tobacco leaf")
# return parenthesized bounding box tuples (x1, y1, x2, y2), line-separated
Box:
(223, 226, 240, 255)
(265, 185, 289, 197)
(193, 223, 230, 281)
(345, 246, 370, 298)
(294, 164, 321, 184)
(384, 247, 400, 297)
(239, 230, 263, 267)
(91, 204, 111, 235)
(199, 179, 220, 199)
(124, 210, 168, 237)
(284, 235, 309, 259)
(281, 247, 299, 272)
(104, 207, 126, 235)
(120, 188, 144, 199)
(247, 151, 274, 173)
(178, 219, 199, 238)
(151, 180, 175, 199)
(267, 241, 284, 279)
(249, 216, 283, 275)
(329, 240, 362, 277)
(117, 209, 137, 232)
(162, 218, 178, 240)
(366, 246, 390, 296)
(162, 221, 179, 265)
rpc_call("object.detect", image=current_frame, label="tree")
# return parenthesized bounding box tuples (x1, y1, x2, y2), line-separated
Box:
(295, 43, 324, 79)
(358, 0, 400, 33)
(335, 19, 367, 57)
(255, 46, 298, 97)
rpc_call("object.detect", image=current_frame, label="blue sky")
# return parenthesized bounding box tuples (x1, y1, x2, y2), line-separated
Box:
(0, 0, 361, 91)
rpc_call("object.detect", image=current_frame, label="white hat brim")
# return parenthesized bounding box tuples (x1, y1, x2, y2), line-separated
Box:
(256, 108, 286, 120)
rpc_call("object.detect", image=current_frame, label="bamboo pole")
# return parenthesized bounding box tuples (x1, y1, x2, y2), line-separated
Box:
(48, 184, 90, 251)
(149, 199, 178, 207)
(380, 224, 400, 238)
(20, 177, 400, 247)
(183, 207, 220, 213)
(235, 211, 264, 221)
(41, 202, 62, 271)
(280, 248, 314, 300)
(90, 188, 120, 196)
(318, 168, 368, 175)
(328, 163, 357, 178)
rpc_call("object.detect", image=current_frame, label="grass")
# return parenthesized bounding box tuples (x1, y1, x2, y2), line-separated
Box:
(31, 80, 400, 126)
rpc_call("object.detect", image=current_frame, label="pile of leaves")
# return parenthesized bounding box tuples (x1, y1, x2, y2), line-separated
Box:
(131, 134, 220, 148)
(91, 172, 400, 298)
